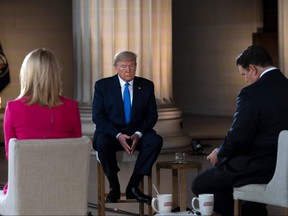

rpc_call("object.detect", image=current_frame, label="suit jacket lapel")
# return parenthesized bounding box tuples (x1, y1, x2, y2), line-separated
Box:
(131, 77, 141, 120)
(112, 75, 126, 122)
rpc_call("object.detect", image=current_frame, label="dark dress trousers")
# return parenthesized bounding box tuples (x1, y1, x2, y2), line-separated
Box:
(92, 75, 163, 177)
(192, 69, 288, 215)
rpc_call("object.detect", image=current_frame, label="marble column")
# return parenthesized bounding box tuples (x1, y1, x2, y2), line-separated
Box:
(72, 0, 190, 152)
(278, 0, 288, 75)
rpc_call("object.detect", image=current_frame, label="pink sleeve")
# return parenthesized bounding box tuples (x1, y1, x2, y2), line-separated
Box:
(3, 183, 8, 195)
(4, 102, 15, 160)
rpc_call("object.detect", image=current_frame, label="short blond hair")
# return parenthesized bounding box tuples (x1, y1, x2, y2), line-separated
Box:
(18, 48, 63, 107)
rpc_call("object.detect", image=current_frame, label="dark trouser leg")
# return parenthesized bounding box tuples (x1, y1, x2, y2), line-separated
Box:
(94, 133, 122, 178)
(94, 133, 122, 202)
(192, 167, 234, 216)
(125, 131, 162, 202)
(107, 174, 120, 190)
(133, 131, 163, 176)
(126, 173, 144, 190)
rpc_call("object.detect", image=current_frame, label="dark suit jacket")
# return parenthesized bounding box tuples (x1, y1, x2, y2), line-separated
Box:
(92, 75, 158, 139)
(216, 69, 288, 186)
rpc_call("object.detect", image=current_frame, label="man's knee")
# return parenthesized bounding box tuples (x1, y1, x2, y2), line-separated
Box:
(154, 134, 163, 149)
(94, 133, 115, 151)
(191, 168, 214, 195)
(141, 132, 163, 149)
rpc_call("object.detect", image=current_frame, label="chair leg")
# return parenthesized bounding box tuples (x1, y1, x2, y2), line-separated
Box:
(97, 162, 105, 216)
(148, 175, 152, 216)
(139, 180, 144, 216)
(234, 199, 241, 216)
(138, 175, 152, 216)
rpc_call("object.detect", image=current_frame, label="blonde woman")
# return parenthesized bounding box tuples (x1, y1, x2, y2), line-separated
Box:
(3, 48, 82, 195)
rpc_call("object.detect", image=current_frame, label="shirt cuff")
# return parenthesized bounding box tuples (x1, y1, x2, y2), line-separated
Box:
(116, 133, 121, 139)
(135, 131, 142, 138)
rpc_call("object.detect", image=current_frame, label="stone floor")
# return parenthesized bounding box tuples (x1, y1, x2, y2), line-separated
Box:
(0, 114, 284, 215)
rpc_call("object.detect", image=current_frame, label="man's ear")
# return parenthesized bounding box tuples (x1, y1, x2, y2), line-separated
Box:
(248, 64, 258, 75)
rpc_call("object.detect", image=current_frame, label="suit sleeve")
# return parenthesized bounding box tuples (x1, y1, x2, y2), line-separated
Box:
(217, 89, 259, 165)
(92, 81, 121, 137)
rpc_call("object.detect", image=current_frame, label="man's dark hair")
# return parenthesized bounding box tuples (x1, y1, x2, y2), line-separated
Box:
(236, 45, 273, 69)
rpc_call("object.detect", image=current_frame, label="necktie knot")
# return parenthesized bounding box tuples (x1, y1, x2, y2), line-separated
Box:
(124, 82, 131, 124)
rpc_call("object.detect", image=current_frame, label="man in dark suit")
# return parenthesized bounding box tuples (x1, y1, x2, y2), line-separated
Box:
(92, 51, 163, 204)
(192, 45, 288, 216)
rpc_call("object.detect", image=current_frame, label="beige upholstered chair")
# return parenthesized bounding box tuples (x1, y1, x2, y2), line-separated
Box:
(233, 130, 288, 216)
(96, 151, 152, 216)
(0, 137, 91, 216)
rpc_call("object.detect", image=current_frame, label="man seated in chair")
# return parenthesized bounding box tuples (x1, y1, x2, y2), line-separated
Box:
(92, 51, 163, 204)
(192, 45, 288, 216)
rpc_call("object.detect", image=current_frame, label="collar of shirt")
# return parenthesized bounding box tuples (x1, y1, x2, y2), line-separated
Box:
(118, 75, 134, 88)
(260, 66, 277, 78)
(118, 75, 133, 101)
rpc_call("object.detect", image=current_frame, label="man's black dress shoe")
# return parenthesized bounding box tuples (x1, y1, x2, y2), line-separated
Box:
(106, 187, 120, 203)
(126, 187, 152, 204)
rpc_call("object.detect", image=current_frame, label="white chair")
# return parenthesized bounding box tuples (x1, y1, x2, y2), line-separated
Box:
(0, 137, 91, 216)
(233, 130, 288, 216)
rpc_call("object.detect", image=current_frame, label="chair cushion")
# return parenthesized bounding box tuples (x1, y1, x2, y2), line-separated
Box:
(233, 184, 288, 208)
(95, 150, 139, 163)
(116, 150, 139, 162)
(234, 184, 267, 201)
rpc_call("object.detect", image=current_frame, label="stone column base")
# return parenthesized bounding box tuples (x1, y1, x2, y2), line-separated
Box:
(154, 104, 191, 153)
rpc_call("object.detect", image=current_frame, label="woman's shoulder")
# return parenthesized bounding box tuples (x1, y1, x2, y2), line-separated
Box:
(59, 96, 79, 107)
(6, 97, 27, 108)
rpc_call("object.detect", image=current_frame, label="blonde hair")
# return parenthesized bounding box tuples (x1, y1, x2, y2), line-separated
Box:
(18, 48, 63, 107)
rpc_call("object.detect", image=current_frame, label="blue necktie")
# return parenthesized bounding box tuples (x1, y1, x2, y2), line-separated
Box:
(124, 82, 131, 124)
